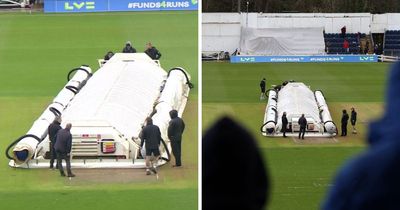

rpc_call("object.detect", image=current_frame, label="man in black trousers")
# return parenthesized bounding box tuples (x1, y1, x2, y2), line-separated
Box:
(341, 109, 349, 136)
(168, 110, 185, 167)
(351, 107, 357, 134)
(298, 114, 307, 139)
(281, 112, 288, 138)
(260, 78, 266, 100)
(48, 116, 62, 169)
(140, 117, 162, 175)
(54, 123, 75, 177)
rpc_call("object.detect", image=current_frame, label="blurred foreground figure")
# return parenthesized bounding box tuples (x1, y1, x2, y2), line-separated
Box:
(203, 117, 269, 210)
(322, 62, 400, 210)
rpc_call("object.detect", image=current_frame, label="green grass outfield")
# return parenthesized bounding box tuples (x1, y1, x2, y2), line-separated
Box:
(203, 62, 391, 209)
(0, 11, 198, 210)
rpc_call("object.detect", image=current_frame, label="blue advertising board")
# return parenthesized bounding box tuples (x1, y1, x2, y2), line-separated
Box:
(44, 0, 198, 13)
(230, 55, 378, 63)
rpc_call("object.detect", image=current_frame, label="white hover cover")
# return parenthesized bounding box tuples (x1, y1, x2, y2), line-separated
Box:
(62, 53, 167, 139)
(277, 82, 321, 125)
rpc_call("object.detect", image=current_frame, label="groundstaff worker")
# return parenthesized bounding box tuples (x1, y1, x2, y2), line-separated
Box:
(54, 123, 75, 177)
(260, 78, 266, 100)
(122, 41, 136, 53)
(48, 116, 62, 169)
(140, 117, 162, 175)
(298, 114, 307, 139)
(168, 110, 185, 167)
(341, 109, 349, 136)
(144, 42, 162, 60)
(351, 107, 357, 134)
(281, 112, 288, 138)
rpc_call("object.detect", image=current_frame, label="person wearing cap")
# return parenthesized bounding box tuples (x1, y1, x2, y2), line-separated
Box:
(48, 116, 62, 169)
(140, 117, 162, 175)
(168, 110, 185, 167)
(144, 42, 162, 60)
(122, 41, 136, 53)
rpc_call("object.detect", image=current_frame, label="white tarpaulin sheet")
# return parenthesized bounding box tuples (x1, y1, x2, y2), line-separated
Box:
(62, 53, 166, 139)
(240, 27, 325, 55)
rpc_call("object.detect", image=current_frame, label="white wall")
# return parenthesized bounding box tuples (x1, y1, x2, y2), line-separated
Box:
(387, 13, 400, 30)
(202, 13, 400, 53)
(256, 13, 371, 34)
(371, 14, 387, 33)
(202, 13, 241, 53)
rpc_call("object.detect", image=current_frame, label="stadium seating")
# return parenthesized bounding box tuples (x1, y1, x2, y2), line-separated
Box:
(384, 30, 400, 56)
(324, 33, 363, 55)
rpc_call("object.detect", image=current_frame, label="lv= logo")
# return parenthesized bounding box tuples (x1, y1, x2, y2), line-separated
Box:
(65, 1, 95, 10)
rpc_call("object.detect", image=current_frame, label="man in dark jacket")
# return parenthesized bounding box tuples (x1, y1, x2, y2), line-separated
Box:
(351, 107, 357, 134)
(144, 42, 162, 60)
(168, 110, 185, 167)
(54, 123, 74, 177)
(122, 41, 136, 53)
(260, 78, 266, 100)
(140, 117, 162, 175)
(341, 26, 346, 38)
(341, 109, 349, 136)
(298, 114, 307, 139)
(48, 116, 62, 169)
(104, 51, 114, 61)
(281, 112, 288, 138)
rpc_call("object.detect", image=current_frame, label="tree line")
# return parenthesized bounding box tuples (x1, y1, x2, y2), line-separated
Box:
(203, 0, 400, 13)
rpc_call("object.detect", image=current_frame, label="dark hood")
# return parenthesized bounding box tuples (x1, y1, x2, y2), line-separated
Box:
(202, 117, 269, 210)
(169, 110, 178, 119)
(368, 62, 400, 145)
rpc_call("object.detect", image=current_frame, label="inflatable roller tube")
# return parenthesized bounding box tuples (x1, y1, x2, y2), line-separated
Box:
(9, 135, 41, 164)
(265, 88, 277, 98)
(315, 90, 334, 122)
(52, 88, 75, 108)
(264, 99, 277, 125)
(260, 121, 276, 134)
(38, 107, 57, 124)
(67, 66, 92, 90)
(6, 66, 92, 165)
(67, 66, 92, 82)
(324, 121, 337, 135)
(26, 119, 52, 140)
(65, 85, 79, 94)
(53, 66, 92, 107)
(168, 67, 193, 89)
(49, 102, 64, 117)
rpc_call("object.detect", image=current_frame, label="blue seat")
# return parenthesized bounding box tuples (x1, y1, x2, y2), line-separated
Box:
(385, 44, 400, 50)
(386, 40, 400, 45)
